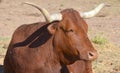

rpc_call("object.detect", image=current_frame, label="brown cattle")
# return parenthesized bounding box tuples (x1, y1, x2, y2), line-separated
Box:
(3, 2, 105, 73)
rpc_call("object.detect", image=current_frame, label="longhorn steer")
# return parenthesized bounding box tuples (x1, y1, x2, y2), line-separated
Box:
(3, 2, 105, 73)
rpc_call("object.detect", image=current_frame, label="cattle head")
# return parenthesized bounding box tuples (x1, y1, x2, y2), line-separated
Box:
(48, 9, 98, 64)
(23, 2, 105, 64)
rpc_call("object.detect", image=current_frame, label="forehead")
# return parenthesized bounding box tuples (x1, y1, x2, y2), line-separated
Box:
(61, 9, 80, 23)
(60, 9, 87, 31)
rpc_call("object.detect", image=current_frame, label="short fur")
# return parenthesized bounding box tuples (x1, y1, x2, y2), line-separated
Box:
(3, 9, 97, 73)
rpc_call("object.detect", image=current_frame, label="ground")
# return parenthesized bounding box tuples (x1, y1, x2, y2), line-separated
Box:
(0, 0, 120, 73)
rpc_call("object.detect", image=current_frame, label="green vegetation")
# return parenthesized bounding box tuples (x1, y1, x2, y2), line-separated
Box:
(89, 32, 120, 73)
(60, 4, 64, 7)
(91, 35, 108, 45)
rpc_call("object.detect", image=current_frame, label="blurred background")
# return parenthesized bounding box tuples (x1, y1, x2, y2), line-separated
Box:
(0, 0, 120, 73)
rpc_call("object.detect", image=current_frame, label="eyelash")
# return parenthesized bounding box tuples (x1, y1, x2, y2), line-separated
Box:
(66, 29, 74, 32)
(60, 27, 74, 33)
(69, 29, 73, 32)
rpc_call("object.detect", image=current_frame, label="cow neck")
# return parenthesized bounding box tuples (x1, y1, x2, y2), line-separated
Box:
(43, 36, 61, 68)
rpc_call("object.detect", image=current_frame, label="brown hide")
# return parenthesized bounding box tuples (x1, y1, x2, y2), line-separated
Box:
(4, 9, 97, 73)
(4, 22, 62, 73)
(52, 9, 97, 64)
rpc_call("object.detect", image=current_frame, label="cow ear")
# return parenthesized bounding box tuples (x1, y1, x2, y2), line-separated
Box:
(47, 21, 58, 34)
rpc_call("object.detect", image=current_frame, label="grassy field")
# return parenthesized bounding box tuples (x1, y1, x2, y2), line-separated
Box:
(92, 43, 120, 73)
(90, 33, 120, 73)
(0, 37, 10, 56)
(0, 37, 10, 64)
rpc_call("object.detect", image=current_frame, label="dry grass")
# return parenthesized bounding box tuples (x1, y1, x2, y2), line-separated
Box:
(0, 37, 10, 65)
(0, 37, 10, 55)
(89, 32, 120, 73)
(93, 43, 120, 73)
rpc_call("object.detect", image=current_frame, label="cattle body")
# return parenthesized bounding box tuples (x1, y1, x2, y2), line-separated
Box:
(4, 3, 105, 73)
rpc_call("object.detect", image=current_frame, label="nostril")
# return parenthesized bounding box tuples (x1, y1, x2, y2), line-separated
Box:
(89, 52, 94, 56)
(88, 51, 98, 60)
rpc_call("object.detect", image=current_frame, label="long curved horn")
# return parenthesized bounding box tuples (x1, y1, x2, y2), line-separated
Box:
(80, 3, 105, 18)
(23, 2, 51, 22)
